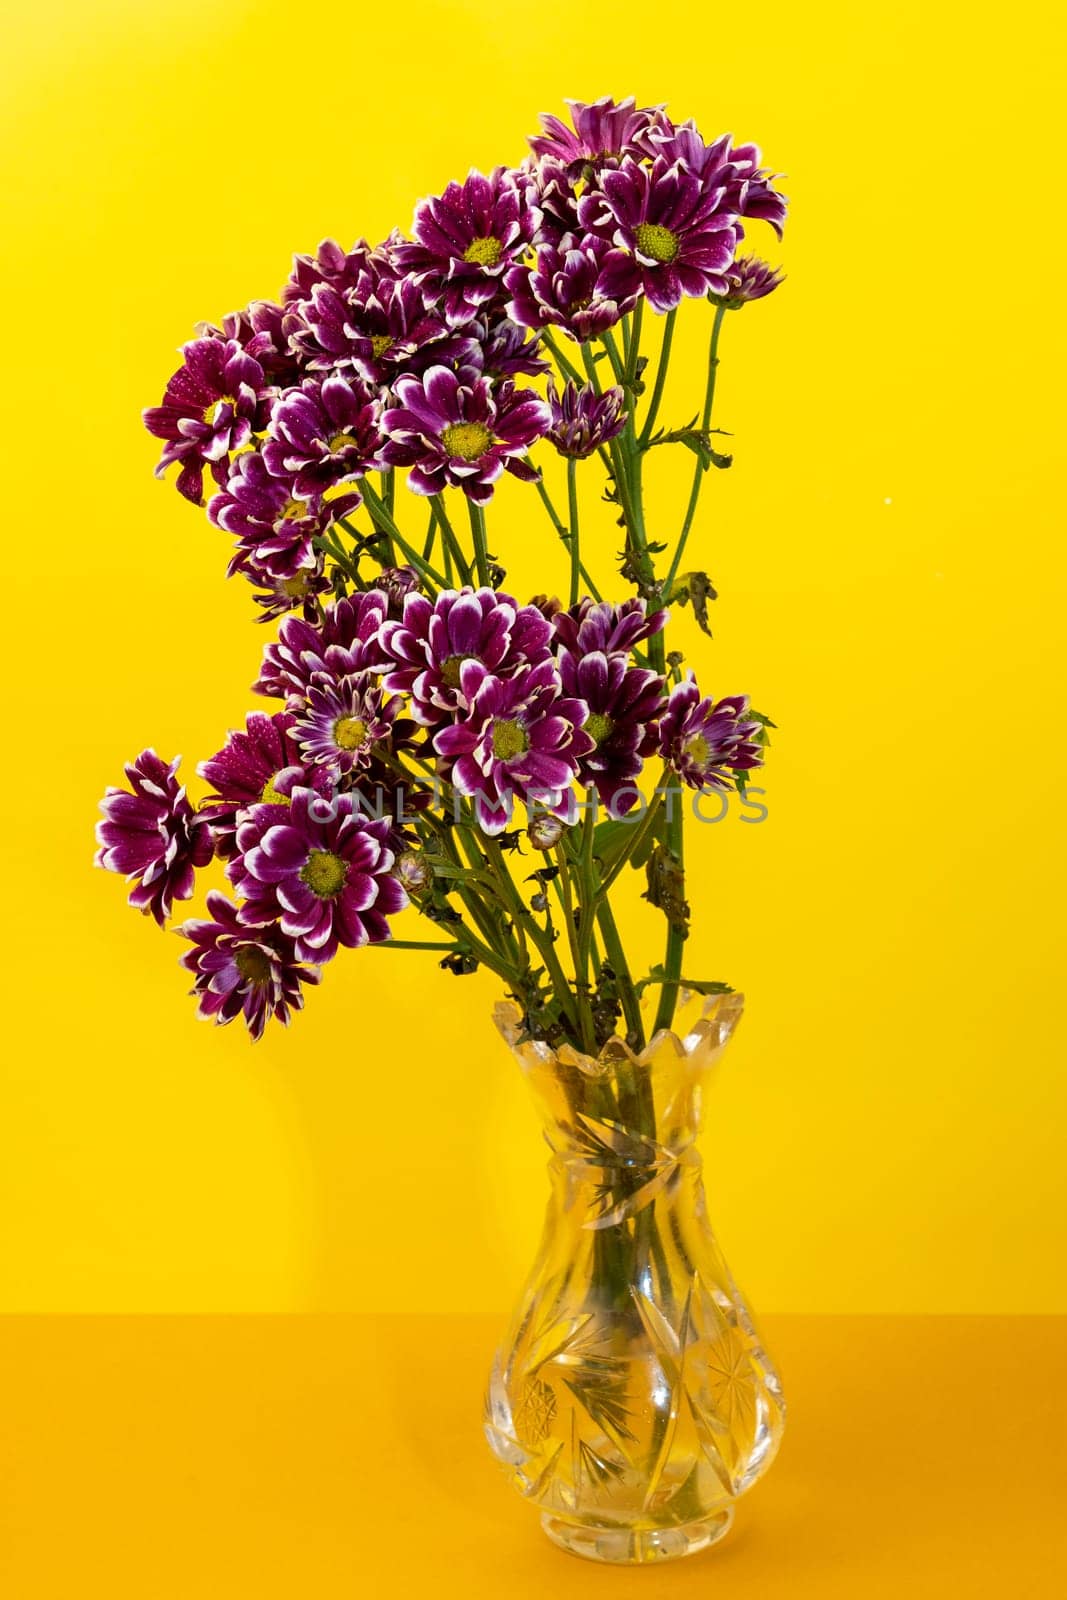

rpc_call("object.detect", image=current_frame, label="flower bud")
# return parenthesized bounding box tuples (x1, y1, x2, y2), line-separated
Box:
(395, 849, 432, 892)
(528, 813, 564, 851)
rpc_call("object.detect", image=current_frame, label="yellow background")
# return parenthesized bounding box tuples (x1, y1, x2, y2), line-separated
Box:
(2, 0, 1065, 1316)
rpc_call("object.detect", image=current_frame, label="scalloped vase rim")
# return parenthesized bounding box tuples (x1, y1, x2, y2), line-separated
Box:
(493, 989, 745, 1078)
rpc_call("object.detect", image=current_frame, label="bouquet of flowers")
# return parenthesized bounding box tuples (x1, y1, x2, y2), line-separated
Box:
(96, 95, 786, 1058)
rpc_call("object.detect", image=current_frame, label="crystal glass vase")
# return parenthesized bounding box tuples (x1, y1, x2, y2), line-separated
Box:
(484, 992, 785, 1565)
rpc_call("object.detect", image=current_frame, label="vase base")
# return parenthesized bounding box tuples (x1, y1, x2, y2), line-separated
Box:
(540, 1507, 734, 1565)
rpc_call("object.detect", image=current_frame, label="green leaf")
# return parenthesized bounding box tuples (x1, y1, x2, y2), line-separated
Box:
(668, 570, 718, 635)
(633, 964, 734, 998)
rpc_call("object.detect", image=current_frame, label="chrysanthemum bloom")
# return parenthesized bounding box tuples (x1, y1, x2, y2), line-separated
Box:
(143, 338, 272, 505)
(647, 122, 788, 238)
(375, 564, 422, 614)
(381, 366, 549, 504)
(559, 649, 664, 813)
(553, 595, 667, 656)
(712, 255, 786, 308)
(580, 158, 741, 312)
(263, 374, 384, 501)
(230, 788, 407, 961)
(197, 300, 301, 388)
(545, 380, 627, 459)
(177, 891, 320, 1041)
(286, 264, 461, 384)
(506, 235, 638, 342)
(380, 586, 552, 724)
(96, 751, 214, 924)
(209, 449, 359, 581)
(528, 96, 665, 172)
(467, 315, 549, 379)
(248, 561, 332, 624)
(281, 236, 377, 307)
(658, 675, 763, 790)
(293, 672, 401, 778)
(434, 659, 594, 834)
(254, 590, 392, 704)
(395, 169, 537, 325)
(198, 711, 307, 857)
(515, 156, 582, 247)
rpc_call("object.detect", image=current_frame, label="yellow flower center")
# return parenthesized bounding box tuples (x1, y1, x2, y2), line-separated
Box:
(278, 498, 306, 522)
(235, 946, 273, 986)
(585, 711, 615, 745)
(441, 655, 466, 688)
(441, 421, 492, 461)
(463, 236, 503, 267)
(301, 849, 348, 898)
(370, 334, 394, 358)
(203, 394, 238, 424)
(327, 431, 351, 454)
(279, 574, 311, 600)
(684, 733, 711, 768)
(634, 222, 679, 263)
(260, 775, 291, 806)
(492, 719, 529, 760)
(334, 716, 369, 751)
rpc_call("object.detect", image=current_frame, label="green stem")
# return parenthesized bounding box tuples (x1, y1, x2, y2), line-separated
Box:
(468, 500, 491, 586)
(374, 939, 461, 952)
(541, 328, 584, 385)
(431, 495, 471, 585)
(566, 458, 580, 607)
(595, 894, 645, 1050)
(652, 782, 686, 1037)
(598, 788, 664, 895)
(638, 308, 677, 447)
(662, 303, 728, 601)
(534, 475, 603, 600)
(353, 488, 450, 590)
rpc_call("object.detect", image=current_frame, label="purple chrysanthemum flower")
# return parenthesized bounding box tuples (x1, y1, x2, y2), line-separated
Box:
(375, 564, 422, 612)
(648, 123, 788, 238)
(254, 590, 391, 705)
(559, 649, 664, 814)
(263, 374, 384, 500)
(713, 255, 786, 307)
(580, 158, 740, 312)
(396, 169, 536, 326)
(719, 141, 788, 239)
(381, 365, 549, 504)
(380, 586, 552, 725)
(553, 596, 667, 655)
(515, 156, 582, 248)
(209, 448, 359, 580)
(545, 380, 627, 459)
(248, 561, 332, 623)
(292, 672, 400, 778)
(434, 659, 593, 834)
(96, 750, 214, 924)
(281, 237, 377, 307)
(177, 891, 320, 1041)
(143, 338, 272, 505)
(467, 315, 549, 379)
(198, 711, 313, 858)
(506, 234, 638, 342)
(285, 265, 460, 384)
(658, 674, 763, 790)
(196, 300, 301, 388)
(229, 788, 407, 961)
(528, 97, 665, 172)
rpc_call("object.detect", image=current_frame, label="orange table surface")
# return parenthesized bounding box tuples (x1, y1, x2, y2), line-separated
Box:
(1, 1315, 1064, 1597)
